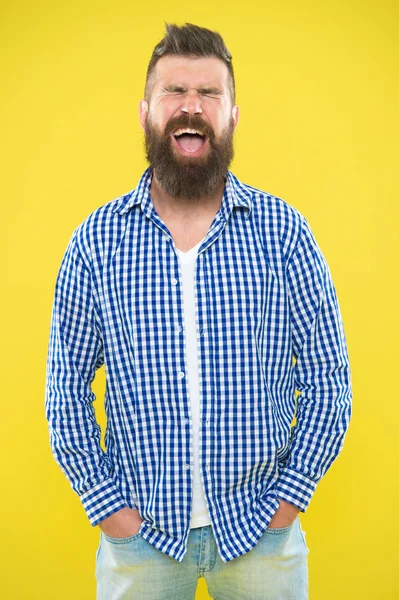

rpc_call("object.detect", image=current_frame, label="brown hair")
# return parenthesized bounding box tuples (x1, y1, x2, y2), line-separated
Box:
(144, 22, 236, 105)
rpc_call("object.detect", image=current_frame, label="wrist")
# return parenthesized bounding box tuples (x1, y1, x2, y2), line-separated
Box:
(278, 497, 300, 512)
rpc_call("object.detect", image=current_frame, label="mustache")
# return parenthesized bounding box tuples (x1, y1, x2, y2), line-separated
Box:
(163, 116, 214, 140)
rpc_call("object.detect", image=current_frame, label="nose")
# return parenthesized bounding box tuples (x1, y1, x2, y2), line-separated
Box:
(180, 89, 203, 115)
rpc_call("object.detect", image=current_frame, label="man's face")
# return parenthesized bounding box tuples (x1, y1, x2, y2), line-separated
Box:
(139, 55, 240, 200)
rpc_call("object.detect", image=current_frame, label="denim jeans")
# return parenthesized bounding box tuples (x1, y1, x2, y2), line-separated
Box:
(95, 516, 309, 599)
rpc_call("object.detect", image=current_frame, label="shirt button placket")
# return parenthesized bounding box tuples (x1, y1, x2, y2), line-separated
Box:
(170, 277, 191, 471)
(196, 273, 212, 489)
(172, 273, 191, 475)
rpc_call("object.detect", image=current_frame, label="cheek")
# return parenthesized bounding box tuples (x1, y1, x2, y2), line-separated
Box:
(205, 103, 229, 132)
(158, 99, 184, 122)
(211, 116, 229, 138)
(148, 103, 172, 131)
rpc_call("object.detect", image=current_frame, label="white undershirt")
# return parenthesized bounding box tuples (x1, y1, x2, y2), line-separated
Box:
(175, 238, 212, 529)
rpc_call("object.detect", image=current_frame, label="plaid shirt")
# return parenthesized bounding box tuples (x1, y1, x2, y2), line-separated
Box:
(45, 166, 352, 563)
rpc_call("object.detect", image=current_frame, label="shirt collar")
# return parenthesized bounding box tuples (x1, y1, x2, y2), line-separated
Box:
(111, 166, 253, 220)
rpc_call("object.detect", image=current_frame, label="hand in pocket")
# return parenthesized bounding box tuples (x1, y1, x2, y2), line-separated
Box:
(98, 507, 143, 538)
(268, 498, 299, 528)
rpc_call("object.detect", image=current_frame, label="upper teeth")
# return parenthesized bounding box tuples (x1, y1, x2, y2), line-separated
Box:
(173, 128, 204, 137)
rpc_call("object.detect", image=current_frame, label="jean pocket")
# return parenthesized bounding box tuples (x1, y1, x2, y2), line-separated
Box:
(265, 520, 296, 535)
(102, 530, 142, 545)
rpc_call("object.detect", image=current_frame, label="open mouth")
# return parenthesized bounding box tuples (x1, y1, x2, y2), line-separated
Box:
(171, 128, 208, 157)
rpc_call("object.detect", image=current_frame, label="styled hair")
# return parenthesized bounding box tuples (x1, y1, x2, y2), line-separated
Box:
(144, 22, 236, 105)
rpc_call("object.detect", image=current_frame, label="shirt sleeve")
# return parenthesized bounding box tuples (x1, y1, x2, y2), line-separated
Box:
(44, 230, 128, 526)
(274, 215, 352, 512)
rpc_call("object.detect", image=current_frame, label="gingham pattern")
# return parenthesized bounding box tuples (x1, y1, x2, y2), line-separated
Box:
(45, 166, 352, 563)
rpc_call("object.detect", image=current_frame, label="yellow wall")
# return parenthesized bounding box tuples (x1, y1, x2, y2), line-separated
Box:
(2, 1, 398, 598)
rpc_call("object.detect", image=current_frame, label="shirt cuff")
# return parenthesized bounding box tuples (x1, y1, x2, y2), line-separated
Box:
(79, 477, 128, 527)
(274, 466, 318, 512)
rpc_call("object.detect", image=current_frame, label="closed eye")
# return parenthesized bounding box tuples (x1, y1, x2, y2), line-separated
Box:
(164, 87, 185, 94)
(163, 86, 222, 97)
(201, 93, 221, 98)
(198, 90, 223, 98)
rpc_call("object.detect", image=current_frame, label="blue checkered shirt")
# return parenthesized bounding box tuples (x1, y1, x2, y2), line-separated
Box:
(45, 166, 352, 563)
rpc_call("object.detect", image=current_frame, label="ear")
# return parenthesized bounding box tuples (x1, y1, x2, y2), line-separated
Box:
(232, 105, 240, 131)
(138, 100, 148, 131)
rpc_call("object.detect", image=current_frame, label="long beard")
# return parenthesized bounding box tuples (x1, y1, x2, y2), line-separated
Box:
(143, 115, 235, 200)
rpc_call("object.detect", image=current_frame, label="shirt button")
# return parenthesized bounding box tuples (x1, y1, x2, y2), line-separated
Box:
(177, 325, 183, 332)
(178, 371, 185, 379)
(171, 278, 178, 285)
(185, 463, 191, 470)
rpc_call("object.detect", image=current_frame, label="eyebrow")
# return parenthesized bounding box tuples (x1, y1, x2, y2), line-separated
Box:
(164, 85, 223, 95)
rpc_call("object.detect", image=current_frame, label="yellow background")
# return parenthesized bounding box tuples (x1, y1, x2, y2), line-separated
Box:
(2, 0, 398, 598)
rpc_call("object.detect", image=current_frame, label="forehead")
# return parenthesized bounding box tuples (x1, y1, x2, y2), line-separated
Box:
(152, 55, 229, 90)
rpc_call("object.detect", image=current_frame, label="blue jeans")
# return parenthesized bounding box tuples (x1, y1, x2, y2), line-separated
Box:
(95, 516, 309, 599)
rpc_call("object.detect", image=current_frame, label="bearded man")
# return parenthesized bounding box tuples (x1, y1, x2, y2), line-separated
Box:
(45, 22, 352, 600)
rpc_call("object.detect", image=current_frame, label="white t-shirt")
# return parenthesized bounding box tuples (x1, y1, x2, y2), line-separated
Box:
(175, 238, 212, 529)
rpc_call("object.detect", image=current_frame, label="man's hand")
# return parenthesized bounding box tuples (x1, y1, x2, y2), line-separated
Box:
(98, 507, 144, 538)
(268, 497, 300, 528)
